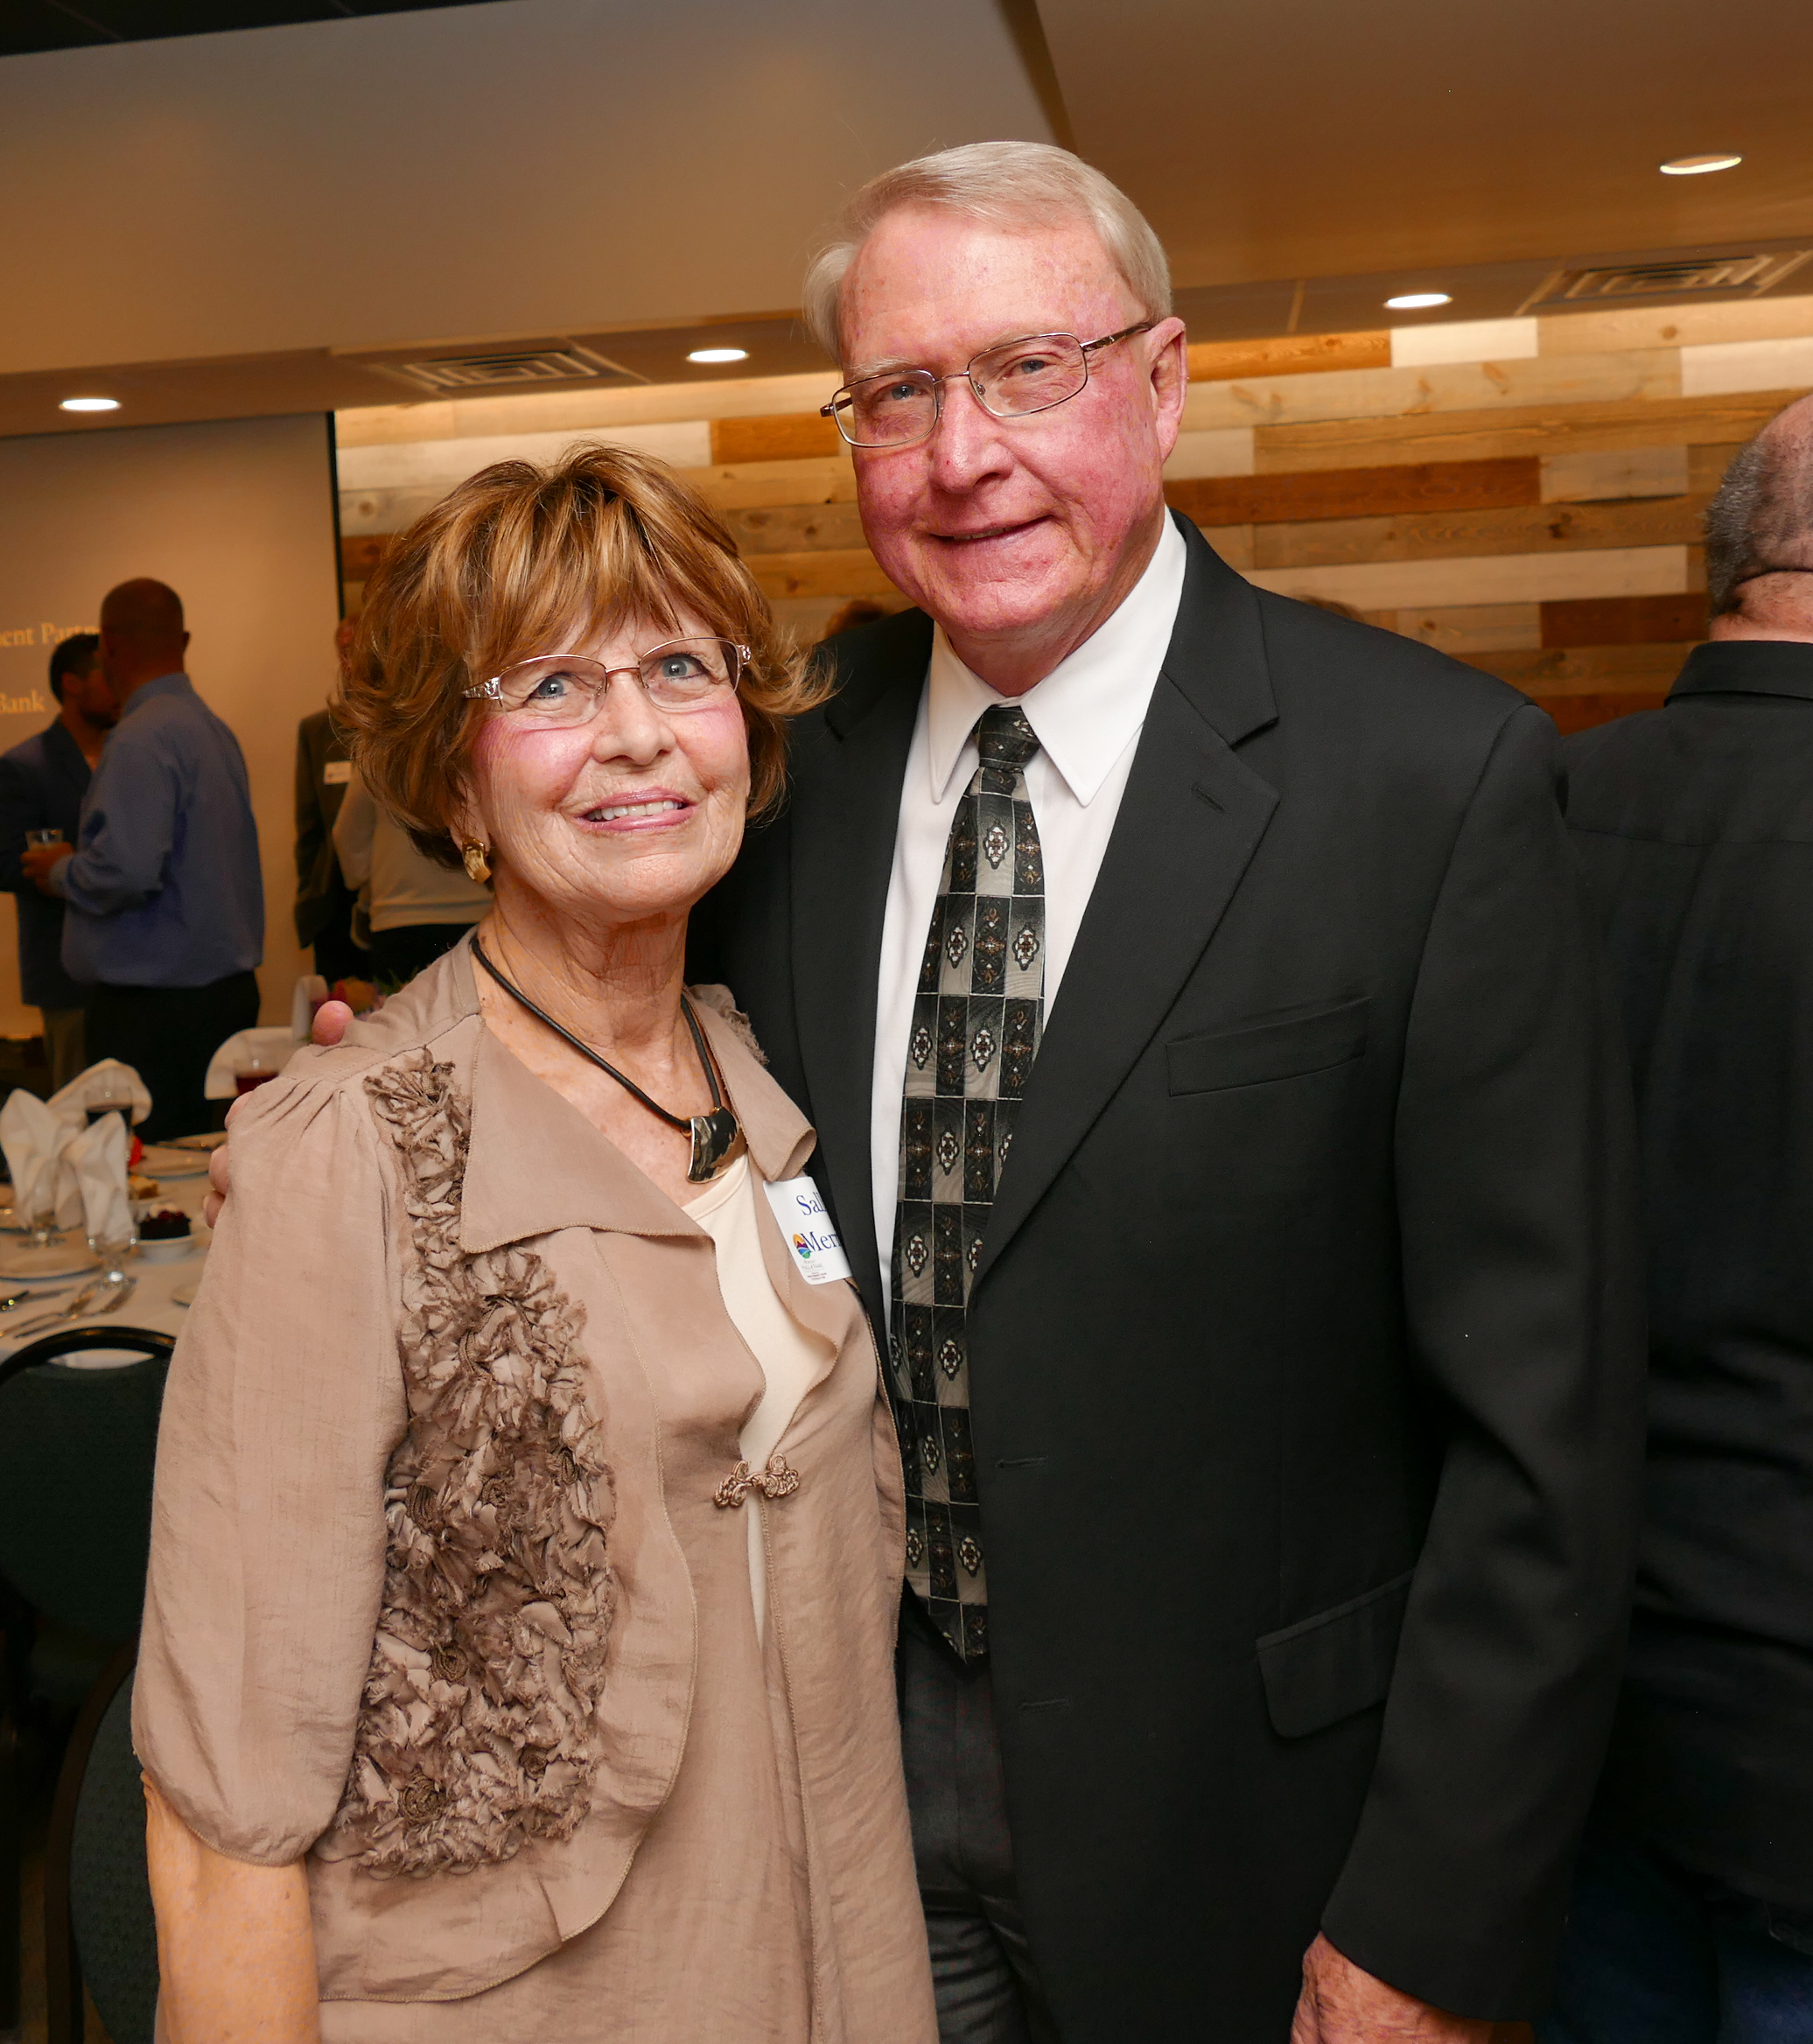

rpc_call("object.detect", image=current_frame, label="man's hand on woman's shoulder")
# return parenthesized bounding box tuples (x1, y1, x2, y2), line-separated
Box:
(201, 998, 355, 1225)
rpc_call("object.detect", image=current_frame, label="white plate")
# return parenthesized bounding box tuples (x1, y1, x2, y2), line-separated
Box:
(138, 1145, 210, 1180)
(0, 1235, 102, 1281)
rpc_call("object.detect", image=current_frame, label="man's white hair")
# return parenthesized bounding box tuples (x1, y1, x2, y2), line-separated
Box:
(802, 140, 1172, 368)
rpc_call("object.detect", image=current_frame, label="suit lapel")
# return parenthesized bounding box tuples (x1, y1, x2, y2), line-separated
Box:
(977, 522, 1280, 1284)
(790, 612, 933, 1322)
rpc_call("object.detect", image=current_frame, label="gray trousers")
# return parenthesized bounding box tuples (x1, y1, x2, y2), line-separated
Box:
(898, 1600, 1063, 2044)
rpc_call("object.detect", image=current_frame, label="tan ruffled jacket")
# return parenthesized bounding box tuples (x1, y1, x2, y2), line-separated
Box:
(134, 942, 935, 2043)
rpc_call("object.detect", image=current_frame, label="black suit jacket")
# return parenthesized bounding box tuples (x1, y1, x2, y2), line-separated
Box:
(0, 718, 92, 1010)
(293, 706, 352, 947)
(1564, 639, 1813, 1915)
(691, 516, 1646, 2035)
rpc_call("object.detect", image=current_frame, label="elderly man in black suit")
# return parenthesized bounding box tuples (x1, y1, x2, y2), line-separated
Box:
(689, 143, 1645, 2044)
(269, 143, 1645, 2044)
(1541, 396, 1813, 2043)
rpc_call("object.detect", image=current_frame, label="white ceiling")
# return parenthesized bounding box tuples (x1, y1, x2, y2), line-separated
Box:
(1034, 0, 1813, 288)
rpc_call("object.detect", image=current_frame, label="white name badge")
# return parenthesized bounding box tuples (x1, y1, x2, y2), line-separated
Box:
(323, 760, 354, 786)
(763, 1174, 853, 1285)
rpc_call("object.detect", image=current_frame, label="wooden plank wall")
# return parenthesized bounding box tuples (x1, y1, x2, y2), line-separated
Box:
(335, 294, 1813, 733)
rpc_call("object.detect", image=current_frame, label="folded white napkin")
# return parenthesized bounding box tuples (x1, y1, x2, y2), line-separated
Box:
(66, 1111, 133, 1247)
(290, 974, 329, 1041)
(49, 1058, 152, 1129)
(0, 1088, 82, 1228)
(202, 1026, 298, 1102)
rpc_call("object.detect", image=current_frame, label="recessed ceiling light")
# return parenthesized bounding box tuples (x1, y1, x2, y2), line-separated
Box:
(687, 346, 749, 365)
(1384, 292, 1452, 312)
(1660, 152, 1743, 176)
(60, 396, 120, 413)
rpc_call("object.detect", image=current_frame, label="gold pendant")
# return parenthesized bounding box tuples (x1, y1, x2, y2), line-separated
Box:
(687, 1107, 739, 1182)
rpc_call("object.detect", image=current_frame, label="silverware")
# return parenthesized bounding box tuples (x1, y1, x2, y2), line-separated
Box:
(6, 1276, 115, 1340)
(0, 1284, 73, 1312)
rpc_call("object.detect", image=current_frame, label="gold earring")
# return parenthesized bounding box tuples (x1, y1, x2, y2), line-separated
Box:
(461, 840, 492, 884)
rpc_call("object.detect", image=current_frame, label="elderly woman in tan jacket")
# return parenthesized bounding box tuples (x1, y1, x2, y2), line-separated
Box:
(136, 446, 937, 2044)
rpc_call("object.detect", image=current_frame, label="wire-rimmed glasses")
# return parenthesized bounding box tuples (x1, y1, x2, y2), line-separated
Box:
(820, 322, 1155, 450)
(464, 636, 750, 729)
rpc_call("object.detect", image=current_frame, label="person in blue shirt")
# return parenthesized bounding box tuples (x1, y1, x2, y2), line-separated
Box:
(0, 633, 116, 1088)
(24, 579, 263, 1140)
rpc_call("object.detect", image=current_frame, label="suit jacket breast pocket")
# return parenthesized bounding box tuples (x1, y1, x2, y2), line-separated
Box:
(1166, 995, 1369, 1096)
(1256, 1570, 1412, 1739)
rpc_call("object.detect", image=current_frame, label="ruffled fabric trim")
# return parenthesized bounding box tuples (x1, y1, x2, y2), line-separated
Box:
(327, 1048, 618, 1880)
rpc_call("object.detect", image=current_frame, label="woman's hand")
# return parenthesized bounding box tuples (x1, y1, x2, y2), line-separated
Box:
(202, 1001, 354, 1226)
(144, 1770, 322, 2044)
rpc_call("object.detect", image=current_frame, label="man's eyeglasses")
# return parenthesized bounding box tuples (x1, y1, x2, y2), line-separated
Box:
(464, 637, 748, 730)
(820, 323, 1156, 450)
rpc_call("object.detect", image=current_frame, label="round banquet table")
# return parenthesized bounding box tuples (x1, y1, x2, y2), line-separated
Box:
(0, 1149, 215, 1363)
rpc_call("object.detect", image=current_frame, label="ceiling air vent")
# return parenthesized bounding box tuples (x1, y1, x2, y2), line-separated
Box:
(371, 344, 643, 395)
(1522, 251, 1812, 309)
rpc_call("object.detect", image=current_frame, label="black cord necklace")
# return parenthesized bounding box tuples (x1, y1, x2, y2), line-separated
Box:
(471, 934, 740, 1183)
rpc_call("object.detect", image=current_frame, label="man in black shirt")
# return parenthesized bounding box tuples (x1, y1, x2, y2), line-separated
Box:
(1547, 395, 1813, 2040)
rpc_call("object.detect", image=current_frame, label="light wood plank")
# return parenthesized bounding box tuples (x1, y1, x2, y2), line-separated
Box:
(1162, 427, 1256, 479)
(1384, 604, 1543, 654)
(1537, 293, 1813, 356)
(335, 369, 839, 448)
(1252, 494, 1710, 571)
(679, 455, 857, 510)
(1187, 332, 1390, 382)
(746, 548, 898, 601)
(1462, 642, 1690, 691)
(1253, 389, 1800, 473)
(1390, 318, 1537, 368)
(1184, 347, 1681, 434)
(724, 502, 868, 555)
(1540, 445, 1689, 503)
(1683, 337, 1813, 398)
(1167, 457, 1539, 528)
(1243, 545, 1690, 612)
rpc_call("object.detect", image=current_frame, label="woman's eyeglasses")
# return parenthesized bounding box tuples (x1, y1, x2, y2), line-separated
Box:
(465, 637, 749, 729)
(820, 323, 1155, 450)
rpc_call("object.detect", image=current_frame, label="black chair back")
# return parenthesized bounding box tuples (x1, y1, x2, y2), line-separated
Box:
(46, 1641, 158, 2044)
(0, 1328, 174, 1641)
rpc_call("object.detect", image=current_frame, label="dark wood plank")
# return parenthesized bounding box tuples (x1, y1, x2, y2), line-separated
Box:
(340, 535, 395, 581)
(1165, 458, 1540, 528)
(1541, 691, 1670, 734)
(1541, 592, 1707, 647)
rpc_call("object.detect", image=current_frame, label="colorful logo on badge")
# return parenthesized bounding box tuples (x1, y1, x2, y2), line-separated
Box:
(793, 1233, 813, 1259)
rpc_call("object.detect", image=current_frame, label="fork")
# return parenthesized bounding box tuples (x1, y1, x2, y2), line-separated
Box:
(6, 1275, 120, 1341)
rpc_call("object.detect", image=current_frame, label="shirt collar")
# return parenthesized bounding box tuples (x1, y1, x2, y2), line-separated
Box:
(924, 512, 1187, 805)
(120, 672, 192, 721)
(1670, 638, 1813, 705)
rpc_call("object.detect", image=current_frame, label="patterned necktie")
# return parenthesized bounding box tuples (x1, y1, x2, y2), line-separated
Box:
(891, 704, 1046, 1662)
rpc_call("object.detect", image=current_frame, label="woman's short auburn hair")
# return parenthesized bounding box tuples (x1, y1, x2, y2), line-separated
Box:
(336, 443, 829, 868)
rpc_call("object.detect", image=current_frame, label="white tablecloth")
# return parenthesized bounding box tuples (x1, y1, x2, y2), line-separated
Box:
(0, 1162, 212, 1362)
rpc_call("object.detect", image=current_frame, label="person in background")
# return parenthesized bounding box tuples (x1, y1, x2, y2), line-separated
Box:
(23, 578, 262, 1140)
(1543, 395, 1813, 2041)
(0, 632, 116, 1088)
(293, 619, 361, 984)
(332, 762, 489, 986)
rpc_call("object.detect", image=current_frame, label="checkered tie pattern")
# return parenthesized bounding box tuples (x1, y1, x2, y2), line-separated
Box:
(890, 704, 1046, 1662)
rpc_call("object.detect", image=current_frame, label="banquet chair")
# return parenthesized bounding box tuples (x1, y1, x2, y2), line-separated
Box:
(0, 1326, 172, 2035)
(45, 1640, 155, 2044)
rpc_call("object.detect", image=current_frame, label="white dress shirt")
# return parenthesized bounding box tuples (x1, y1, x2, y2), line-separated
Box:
(868, 513, 1188, 1282)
